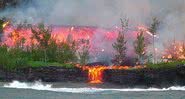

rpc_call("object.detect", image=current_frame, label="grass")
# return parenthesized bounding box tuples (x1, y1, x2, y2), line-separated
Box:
(28, 61, 75, 69)
(146, 61, 185, 69)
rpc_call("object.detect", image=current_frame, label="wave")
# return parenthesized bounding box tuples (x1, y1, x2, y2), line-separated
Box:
(2, 81, 185, 93)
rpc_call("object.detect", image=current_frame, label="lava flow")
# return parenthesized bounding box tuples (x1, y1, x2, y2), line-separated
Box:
(85, 66, 107, 84)
(77, 65, 144, 84)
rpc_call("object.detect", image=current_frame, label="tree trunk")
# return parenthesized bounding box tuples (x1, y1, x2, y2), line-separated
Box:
(153, 35, 156, 63)
(44, 49, 47, 63)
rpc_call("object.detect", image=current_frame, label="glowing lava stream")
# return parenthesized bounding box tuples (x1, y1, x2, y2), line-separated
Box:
(78, 65, 144, 84)
(87, 66, 106, 84)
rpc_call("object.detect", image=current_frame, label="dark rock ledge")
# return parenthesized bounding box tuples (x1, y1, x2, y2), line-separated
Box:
(0, 66, 88, 82)
(0, 65, 184, 88)
(103, 65, 185, 88)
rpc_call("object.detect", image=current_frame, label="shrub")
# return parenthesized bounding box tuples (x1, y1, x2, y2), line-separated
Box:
(0, 46, 28, 71)
(28, 61, 75, 69)
(146, 61, 185, 69)
(56, 42, 77, 64)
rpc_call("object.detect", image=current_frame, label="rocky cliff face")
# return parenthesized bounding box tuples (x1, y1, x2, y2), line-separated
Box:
(103, 65, 185, 88)
(0, 66, 88, 82)
(0, 65, 185, 88)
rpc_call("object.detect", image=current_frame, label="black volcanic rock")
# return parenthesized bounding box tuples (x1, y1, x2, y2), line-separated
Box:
(0, 66, 88, 82)
(177, 64, 185, 76)
(103, 65, 185, 88)
(0, 65, 185, 88)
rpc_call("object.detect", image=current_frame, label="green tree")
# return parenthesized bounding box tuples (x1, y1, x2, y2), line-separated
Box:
(56, 42, 77, 64)
(78, 39, 90, 65)
(56, 34, 78, 64)
(47, 38, 58, 62)
(112, 18, 128, 65)
(134, 30, 146, 65)
(31, 23, 52, 62)
(148, 17, 160, 63)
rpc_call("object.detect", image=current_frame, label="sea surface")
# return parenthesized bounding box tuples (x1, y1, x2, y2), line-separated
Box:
(0, 81, 185, 99)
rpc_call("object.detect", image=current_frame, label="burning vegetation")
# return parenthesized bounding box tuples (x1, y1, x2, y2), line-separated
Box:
(162, 41, 185, 62)
(0, 16, 185, 84)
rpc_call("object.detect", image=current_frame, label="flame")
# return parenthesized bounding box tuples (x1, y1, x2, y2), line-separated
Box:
(2, 22, 157, 51)
(162, 41, 185, 61)
(2, 25, 119, 47)
(2, 21, 10, 29)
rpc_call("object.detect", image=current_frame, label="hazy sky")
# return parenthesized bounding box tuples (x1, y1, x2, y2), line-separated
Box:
(1, 0, 185, 27)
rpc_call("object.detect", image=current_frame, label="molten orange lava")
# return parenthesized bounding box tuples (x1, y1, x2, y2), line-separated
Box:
(88, 66, 106, 84)
(76, 65, 145, 84)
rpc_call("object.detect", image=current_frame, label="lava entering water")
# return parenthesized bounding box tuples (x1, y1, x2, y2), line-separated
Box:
(87, 66, 106, 84)
(77, 65, 144, 84)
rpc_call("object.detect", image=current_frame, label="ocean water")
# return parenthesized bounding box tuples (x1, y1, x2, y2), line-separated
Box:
(0, 81, 185, 99)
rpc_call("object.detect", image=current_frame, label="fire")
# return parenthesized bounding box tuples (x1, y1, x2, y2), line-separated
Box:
(162, 41, 185, 61)
(2, 25, 120, 48)
(77, 65, 145, 84)
(2, 21, 10, 29)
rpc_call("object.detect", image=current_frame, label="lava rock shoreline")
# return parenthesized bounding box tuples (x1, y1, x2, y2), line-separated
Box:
(0, 65, 185, 88)
(103, 65, 185, 88)
(0, 66, 88, 82)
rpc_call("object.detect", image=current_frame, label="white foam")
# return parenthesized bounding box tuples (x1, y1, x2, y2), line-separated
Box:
(3, 81, 185, 93)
